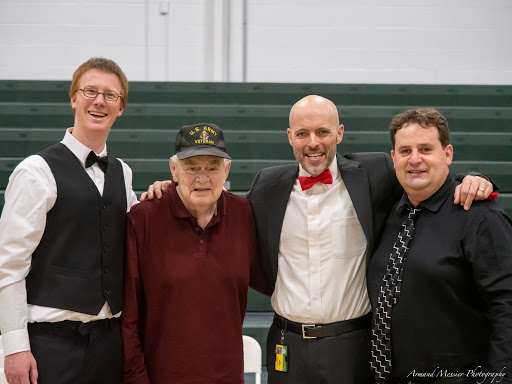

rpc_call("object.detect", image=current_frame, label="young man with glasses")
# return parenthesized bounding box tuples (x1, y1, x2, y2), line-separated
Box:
(0, 57, 138, 384)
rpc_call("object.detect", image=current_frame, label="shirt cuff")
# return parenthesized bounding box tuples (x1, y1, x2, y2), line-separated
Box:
(1, 328, 31, 356)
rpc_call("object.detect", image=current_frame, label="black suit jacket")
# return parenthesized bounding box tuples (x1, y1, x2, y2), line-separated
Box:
(247, 152, 402, 289)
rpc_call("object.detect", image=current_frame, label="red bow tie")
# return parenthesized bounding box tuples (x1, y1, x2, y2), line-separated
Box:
(298, 169, 333, 191)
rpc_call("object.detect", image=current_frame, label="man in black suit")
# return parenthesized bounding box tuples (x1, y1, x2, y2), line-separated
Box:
(246, 96, 493, 384)
(368, 108, 512, 384)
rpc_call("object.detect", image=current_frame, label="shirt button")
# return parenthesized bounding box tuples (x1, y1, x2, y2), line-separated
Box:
(200, 239, 204, 244)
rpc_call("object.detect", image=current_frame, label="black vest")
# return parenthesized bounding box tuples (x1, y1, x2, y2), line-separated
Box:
(26, 143, 127, 315)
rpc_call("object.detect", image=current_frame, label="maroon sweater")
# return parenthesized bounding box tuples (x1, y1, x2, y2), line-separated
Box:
(121, 183, 267, 384)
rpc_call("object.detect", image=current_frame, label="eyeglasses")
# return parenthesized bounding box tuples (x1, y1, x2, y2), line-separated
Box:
(77, 88, 122, 102)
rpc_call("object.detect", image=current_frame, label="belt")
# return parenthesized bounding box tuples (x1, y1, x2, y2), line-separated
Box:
(273, 312, 371, 339)
(28, 318, 119, 337)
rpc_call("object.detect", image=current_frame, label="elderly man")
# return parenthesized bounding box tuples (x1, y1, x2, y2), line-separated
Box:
(0, 57, 137, 384)
(121, 123, 268, 384)
(368, 108, 512, 384)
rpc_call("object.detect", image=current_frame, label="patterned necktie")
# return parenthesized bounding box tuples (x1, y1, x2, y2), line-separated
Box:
(298, 168, 333, 191)
(370, 206, 422, 383)
(85, 151, 108, 173)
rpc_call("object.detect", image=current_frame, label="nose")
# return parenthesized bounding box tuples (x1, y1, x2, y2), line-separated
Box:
(196, 170, 210, 183)
(93, 92, 107, 104)
(409, 149, 422, 164)
(307, 133, 319, 148)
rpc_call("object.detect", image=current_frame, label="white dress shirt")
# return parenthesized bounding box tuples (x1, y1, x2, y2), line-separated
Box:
(271, 159, 371, 324)
(0, 128, 138, 356)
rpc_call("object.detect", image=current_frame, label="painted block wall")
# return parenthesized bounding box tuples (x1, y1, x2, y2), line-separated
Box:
(0, 0, 511, 84)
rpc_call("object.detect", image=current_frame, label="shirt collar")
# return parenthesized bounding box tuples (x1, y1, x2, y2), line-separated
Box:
(298, 158, 340, 185)
(61, 128, 107, 167)
(396, 174, 456, 215)
(168, 181, 227, 223)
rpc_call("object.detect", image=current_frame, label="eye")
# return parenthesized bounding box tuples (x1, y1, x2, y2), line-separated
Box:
(104, 92, 117, 100)
(83, 88, 98, 97)
(400, 149, 411, 155)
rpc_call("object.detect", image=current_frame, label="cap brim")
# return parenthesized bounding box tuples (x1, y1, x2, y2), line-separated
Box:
(176, 146, 231, 160)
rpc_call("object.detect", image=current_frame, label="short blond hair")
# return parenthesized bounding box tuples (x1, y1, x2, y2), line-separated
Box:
(69, 57, 128, 109)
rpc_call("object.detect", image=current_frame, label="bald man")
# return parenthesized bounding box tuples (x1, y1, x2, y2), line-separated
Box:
(246, 95, 492, 384)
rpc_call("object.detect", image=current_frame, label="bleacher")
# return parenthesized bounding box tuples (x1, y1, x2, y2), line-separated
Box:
(1, 81, 512, 363)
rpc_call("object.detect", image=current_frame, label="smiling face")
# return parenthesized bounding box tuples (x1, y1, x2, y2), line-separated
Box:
(391, 123, 453, 206)
(170, 155, 231, 215)
(70, 69, 124, 141)
(287, 95, 344, 176)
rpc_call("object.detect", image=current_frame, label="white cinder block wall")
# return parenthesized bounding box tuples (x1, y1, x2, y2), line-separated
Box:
(0, 0, 511, 84)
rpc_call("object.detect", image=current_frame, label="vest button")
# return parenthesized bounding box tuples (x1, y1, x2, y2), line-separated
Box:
(102, 225, 108, 231)
(104, 267, 109, 274)
(102, 205, 107, 210)
(104, 246, 108, 252)
(104, 289, 110, 296)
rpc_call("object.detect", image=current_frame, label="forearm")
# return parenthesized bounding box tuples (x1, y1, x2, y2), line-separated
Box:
(122, 218, 150, 383)
(0, 168, 53, 355)
(0, 281, 30, 355)
(465, 210, 512, 374)
(121, 292, 150, 383)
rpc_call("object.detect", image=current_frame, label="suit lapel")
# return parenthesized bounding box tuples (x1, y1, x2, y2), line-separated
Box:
(337, 155, 374, 256)
(265, 166, 297, 281)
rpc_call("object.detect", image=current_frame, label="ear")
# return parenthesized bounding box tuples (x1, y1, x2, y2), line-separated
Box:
(336, 124, 344, 144)
(169, 158, 179, 182)
(70, 94, 77, 111)
(287, 128, 293, 146)
(391, 150, 396, 168)
(223, 160, 232, 181)
(117, 106, 124, 117)
(445, 144, 453, 166)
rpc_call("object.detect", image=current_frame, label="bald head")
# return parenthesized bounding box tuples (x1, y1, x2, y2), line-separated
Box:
(289, 95, 340, 129)
(287, 95, 344, 176)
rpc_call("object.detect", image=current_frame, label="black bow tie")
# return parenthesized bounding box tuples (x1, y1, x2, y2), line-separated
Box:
(85, 151, 108, 173)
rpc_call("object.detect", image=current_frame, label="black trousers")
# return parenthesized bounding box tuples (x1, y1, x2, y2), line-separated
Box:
(266, 319, 375, 384)
(28, 318, 122, 384)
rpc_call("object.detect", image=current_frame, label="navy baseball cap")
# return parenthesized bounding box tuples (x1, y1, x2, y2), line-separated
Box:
(175, 123, 231, 160)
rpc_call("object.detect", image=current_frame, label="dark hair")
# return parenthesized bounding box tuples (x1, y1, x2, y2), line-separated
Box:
(69, 57, 128, 109)
(390, 107, 450, 149)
